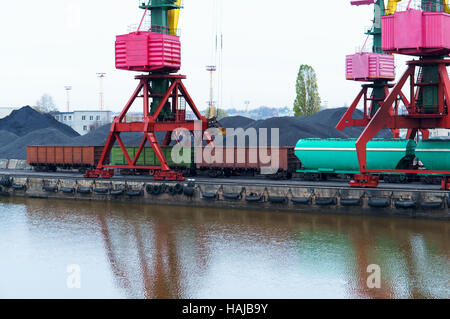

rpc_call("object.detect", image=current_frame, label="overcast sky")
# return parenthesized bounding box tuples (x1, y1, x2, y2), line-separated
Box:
(0, 0, 411, 113)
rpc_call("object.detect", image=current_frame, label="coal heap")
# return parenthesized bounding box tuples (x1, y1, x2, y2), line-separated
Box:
(0, 106, 79, 137)
(218, 108, 392, 146)
(0, 128, 75, 160)
(0, 106, 394, 160)
(71, 124, 167, 146)
(219, 116, 255, 129)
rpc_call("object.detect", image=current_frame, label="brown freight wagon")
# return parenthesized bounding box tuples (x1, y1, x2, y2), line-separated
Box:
(196, 146, 301, 179)
(27, 146, 106, 172)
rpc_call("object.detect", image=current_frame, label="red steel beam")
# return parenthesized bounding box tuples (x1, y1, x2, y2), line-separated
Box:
(336, 87, 367, 131)
(356, 65, 415, 172)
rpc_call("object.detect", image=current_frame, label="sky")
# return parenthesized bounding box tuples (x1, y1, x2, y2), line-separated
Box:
(0, 0, 411, 113)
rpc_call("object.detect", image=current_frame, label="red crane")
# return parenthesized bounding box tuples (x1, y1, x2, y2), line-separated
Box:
(86, 1, 210, 181)
(339, 1, 450, 188)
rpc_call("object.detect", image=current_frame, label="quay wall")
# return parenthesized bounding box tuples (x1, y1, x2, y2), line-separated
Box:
(0, 175, 449, 220)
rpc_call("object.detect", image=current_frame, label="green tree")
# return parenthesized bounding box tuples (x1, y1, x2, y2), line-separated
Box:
(293, 65, 321, 116)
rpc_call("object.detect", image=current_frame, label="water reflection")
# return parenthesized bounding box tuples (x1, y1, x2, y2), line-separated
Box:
(0, 197, 448, 298)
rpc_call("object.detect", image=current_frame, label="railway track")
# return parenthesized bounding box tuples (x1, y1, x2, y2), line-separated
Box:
(0, 169, 443, 192)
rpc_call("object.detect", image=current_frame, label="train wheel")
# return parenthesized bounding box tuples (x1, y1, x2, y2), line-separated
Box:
(208, 169, 218, 178)
(399, 175, 408, 184)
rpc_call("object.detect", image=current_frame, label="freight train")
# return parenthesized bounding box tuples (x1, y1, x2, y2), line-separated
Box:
(27, 138, 449, 184)
(26, 145, 301, 179)
(294, 138, 450, 184)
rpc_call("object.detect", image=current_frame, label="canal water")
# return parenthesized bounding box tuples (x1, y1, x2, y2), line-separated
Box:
(0, 197, 448, 299)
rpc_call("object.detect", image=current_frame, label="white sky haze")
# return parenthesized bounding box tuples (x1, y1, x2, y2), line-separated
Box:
(0, 0, 410, 112)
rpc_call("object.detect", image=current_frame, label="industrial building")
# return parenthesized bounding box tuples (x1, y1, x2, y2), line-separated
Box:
(53, 110, 113, 135)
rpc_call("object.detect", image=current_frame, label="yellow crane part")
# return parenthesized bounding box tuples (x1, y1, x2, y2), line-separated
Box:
(444, 0, 450, 13)
(168, 0, 182, 36)
(386, 0, 403, 15)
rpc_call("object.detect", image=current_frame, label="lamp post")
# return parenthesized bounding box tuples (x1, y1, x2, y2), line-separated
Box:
(206, 66, 216, 118)
(64, 86, 72, 112)
(97, 73, 106, 111)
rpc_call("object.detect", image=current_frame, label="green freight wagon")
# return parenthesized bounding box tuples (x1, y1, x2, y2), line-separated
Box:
(416, 139, 450, 173)
(110, 146, 193, 168)
(295, 139, 416, 175)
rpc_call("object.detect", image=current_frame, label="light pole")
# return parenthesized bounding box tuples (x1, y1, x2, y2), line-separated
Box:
(97, 73, 106, 111)
(206, 66, 216, 118)
(64, 86, 72, 112)
(244, 100, 250, 118)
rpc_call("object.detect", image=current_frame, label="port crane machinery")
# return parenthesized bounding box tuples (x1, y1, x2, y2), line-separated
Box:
(87, 0, 211, 181)
(339, 0, 450, 188)
(337, 0, 401, 139)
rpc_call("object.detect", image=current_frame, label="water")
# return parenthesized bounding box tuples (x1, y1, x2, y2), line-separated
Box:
(0, 197, 448, 299)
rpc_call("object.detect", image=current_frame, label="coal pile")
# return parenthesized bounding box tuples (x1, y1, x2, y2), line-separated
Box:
(0, 130, 19, 147)
(0, 106, 79, 137)
(219, 108, 392, 146)
(0, 128, 75, 160)
(0, 106, 394, 160)
(0, 106, 79, 159)
(219, 116, 255, 129)
(71, 124, 167, 146)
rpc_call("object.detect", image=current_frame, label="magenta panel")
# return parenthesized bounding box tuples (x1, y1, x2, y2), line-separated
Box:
(395, 10, 423, 49)
(346, 53, 395, 82)
(115, 31, 181, 72)
(382, 15, 395, 52)
(382, 10, 450, 56)
(423, 12, 450, 49)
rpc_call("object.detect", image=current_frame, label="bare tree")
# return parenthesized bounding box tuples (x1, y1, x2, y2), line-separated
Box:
(34, 94, 58, 113)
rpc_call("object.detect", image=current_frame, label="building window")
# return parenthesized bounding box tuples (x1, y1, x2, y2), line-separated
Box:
(69, 116, 72, 121)
(55, 116, 59, 120)
(82, 116, 86, 121)
(90, 116, 94, 121)
(83, 126, 87, 131)
(96, 116, 100, 121)
(64, 116, 67, 121)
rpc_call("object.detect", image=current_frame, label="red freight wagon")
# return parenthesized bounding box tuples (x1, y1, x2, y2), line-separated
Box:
(196, 146, 300, 179)
(27, 146, 106, 172)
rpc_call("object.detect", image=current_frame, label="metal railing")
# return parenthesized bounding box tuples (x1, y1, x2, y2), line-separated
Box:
(395, 0, 447, 13)
(137, 0, 184, 9)
(127, 23, 181, 36)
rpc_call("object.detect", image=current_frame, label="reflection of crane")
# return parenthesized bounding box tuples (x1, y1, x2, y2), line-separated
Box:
(96, 205, 215, 299)
(97, 211, 183, 298)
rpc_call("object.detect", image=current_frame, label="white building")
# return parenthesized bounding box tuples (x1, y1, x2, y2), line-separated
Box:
(429, 129, 450, 138)
(54, 110, 113, 135)
(0, 107, 18, 119)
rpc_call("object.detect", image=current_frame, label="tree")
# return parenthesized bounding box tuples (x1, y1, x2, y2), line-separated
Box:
(205, 106, 228, 120)
(293, 65, 321, 116)
(34, 94, 58, 114)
